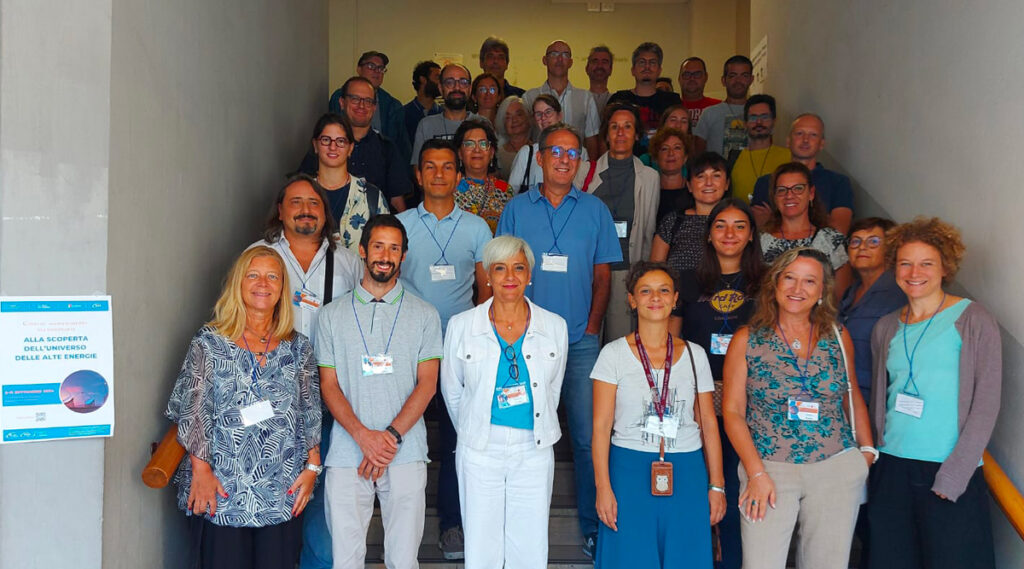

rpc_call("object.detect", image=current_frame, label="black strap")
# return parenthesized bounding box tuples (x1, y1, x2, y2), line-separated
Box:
(323, 247, 335, 305)
(520, 146, 534, 193)
(366, 183, 381, 217)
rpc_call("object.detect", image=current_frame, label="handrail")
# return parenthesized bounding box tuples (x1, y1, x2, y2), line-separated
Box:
(141, 425, 185, 489)
(983, 449, 1024, 540)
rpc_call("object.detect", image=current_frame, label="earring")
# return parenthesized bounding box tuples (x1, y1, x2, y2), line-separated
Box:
(486, 282, 491, 287)
(817, 298, 823, 306)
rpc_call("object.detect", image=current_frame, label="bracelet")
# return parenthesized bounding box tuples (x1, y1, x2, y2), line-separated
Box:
(749, 471, 767, 481)
(859, 445, 880, 463)
(708, 485, 726, 494)
(386, 425, 403, 445)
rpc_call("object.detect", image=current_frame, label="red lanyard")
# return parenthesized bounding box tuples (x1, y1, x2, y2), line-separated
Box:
(634, 331, 674, 419)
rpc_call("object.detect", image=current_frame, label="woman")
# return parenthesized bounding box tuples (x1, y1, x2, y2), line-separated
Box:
(310, 112, 389, 252)
(592, 261, 725, 569)
(495, 96, 532, 181)
(441, 235, 569, 569)
(470, 72, 504, 125)
(507, 94, 589, 192)
(760, 162, 851, 297)
(453, 118, 515, 234)
(651, 151, 730, 275)
(867, 217, 999, 569)
(649, 127, 694, 223)
(166, 246, 321, 569)
(640, 105, 693, 169)
(722, 248, 876, 569)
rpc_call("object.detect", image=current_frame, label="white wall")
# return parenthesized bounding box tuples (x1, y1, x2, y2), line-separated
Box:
(750, 1, 1024, 566)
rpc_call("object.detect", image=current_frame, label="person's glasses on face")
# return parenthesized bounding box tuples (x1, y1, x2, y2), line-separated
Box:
(344, 94, 377, 108)
(774, 183, 808, 197)
(361, 62, 387, 74)
(635, 58, 659, 69)
(748, 113, 773, 123)
(442, 77, 471, 89)
(849, 236, 883, 249)
(534, 108, 556, 121)
(681, 71, 704, 79)
(318, 135, 350, 148)
(476, 86, 498, 95)
(461, 139, 492, 151)
(541, 145, 582, 161)
(546, 51, 571, 59)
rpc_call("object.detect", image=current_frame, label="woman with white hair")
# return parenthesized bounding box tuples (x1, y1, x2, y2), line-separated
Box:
(441, 235, 569, 568)
(495, 96, 533, 182)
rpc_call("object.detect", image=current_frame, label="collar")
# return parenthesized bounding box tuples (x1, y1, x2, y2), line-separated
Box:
(353, 280, 404, 305)
(274, 235, 329, 264)
(415, 202, 462, 222)
(411, 98, 441, 113)
(354, 129, 381, 147)
(527, 184, 582, 204)
(541, 80, 575, 97)
(469, 297, 556, 340)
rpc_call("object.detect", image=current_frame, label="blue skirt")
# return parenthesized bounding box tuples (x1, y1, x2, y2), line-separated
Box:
(596, 445, 712, 569)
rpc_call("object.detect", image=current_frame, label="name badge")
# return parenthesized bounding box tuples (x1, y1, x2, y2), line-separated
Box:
(642, 414, 680, 440)
(894, 392, 924, 418)
(361, 353, 394, 376)
(614, 220, 628, 239)
(240, 399, 274, 427)
(710, 333, 733, 355)
(429, 264, 456, 281)
(787, 398, 820, 421)
(293, 288, 322, 312)
(541, 253, 569, 273)
(497, 384, 530, 408)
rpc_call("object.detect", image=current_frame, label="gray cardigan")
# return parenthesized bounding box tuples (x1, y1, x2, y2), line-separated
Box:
(869, 300, 1002, 502)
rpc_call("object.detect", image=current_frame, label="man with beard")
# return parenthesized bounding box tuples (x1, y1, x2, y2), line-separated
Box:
(678, 57, 721, 129)
(585, 46, 614, 116)
(524, 40, 601, 158)
(410, 64, 487, 166)
(403, 60, 442, 145)
(608, 42, 681, 155)
(694, 54, 754, 157)
(730, 94, 790, 203)
(330, 51, 410, 162)
(316, 213, 443, 569)
(479, 36, 525, 98)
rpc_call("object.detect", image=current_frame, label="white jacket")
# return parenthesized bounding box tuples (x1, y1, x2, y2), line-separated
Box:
(574, 153, 660, 263)
(441, 297, 568, 450)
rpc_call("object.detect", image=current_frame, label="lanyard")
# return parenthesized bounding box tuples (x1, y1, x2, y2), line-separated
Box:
(419, 212, 462, 265)
(777, 322, 815, 394)
(277, 241, 327, 291)
(634, 331, 674, 419)
(543, 191, 578, 254)
(901, 293, 945, 396)
(351, 290, 404, 355)
(240, 334, 267, 397)
(748, 146, 774, 179)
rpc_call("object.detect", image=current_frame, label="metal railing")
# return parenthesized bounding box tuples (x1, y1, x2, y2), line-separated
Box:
(983, 450, 1024, 540)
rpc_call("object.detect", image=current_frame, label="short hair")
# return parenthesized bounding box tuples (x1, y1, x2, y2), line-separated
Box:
(631, 42, 664, 66)
(792, 112, 826, 138)
(358, 50, 389, 67)
(696, 198, 765, 296)
(208, 246, 294, 341)
(471, 72, 504, 105)
(417, 138, 459, 170)
(649, 127, 692, 158)
(263, 174, 338, 248)
(722, 54, 753, 76)
(885, 217, 966, 284)
(495, 96, 528, 139)
(688, 151, 730, 182)
(599, 102, 642, 144)
(311, 112, 354, 143)
(411, 60, 440, 90)
(532, 93, 562, 114)
(656, 77, 674, 89)
(340, 76, 375, 98)
(625, 261, 679, 298)
(453, 118, 499, 174)
(744, 94, 777, 120)
(749, 247, 839, 334)
(681, 56, 708, 73)
(482, 235, 535, 272)
(480, 37, 511, 65)
(359, 214, 409, 254)
(589, 45, 614, 61)
(441, 62, 472, 81)
(848, 217, 896, 240)
(763, 162, 827, 233)
(538, 122, 583, 151)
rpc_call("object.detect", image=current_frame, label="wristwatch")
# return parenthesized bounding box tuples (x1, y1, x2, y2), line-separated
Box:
(305, 463, 324, 475)
(386, 425, 403, 445)
(860, 446, 880, 464)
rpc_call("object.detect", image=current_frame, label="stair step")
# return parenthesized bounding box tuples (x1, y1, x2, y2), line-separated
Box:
(364, 544, 592, 567)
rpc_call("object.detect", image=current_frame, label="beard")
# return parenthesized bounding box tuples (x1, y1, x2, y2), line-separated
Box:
(444, 92, 467, 110)
(366, 261, 399, 283)
(425, 81, 441, 98)
(292, 216, 320, 236)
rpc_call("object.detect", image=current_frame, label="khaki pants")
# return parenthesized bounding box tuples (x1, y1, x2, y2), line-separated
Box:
(603, 269, 634, 344)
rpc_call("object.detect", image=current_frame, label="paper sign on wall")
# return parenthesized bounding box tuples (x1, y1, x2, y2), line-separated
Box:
(0, 296, 115, 443)
(751, 35, 768, 94)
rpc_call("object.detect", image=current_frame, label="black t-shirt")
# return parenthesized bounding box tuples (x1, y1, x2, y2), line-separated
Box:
(676, 270, 755, 380)
(657, 187, 695, 224)
(608, 89, 682, 154)
(297, 130, 412, 201)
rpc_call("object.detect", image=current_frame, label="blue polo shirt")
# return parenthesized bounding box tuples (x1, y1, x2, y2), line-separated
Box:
(751, 162, 854, 213)
(496, 185, 622, 343)
(397, 204, 492, 331)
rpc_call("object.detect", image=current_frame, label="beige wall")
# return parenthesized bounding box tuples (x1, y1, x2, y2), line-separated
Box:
(329, 0, 744, 104)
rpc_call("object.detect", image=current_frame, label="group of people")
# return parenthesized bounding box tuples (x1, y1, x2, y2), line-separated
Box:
(163, 34, 1003, 569)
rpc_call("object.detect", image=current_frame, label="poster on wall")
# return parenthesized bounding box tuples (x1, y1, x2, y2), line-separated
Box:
(751, 35, 768, 95)
(432, 52, 463, 67)
(0, 296, 115, 444)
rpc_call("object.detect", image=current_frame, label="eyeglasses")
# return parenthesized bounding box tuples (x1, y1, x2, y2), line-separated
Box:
(360, 62, 387, 73)
(503, 344, 520, 383)
(461, 139, 493, 150)
(442, 77, 471, 89)
(476, 86, 498, 95)
(635, 58, 660, 69)
(533, 108, 557, 121)
(849, 236, 883, 249)
(680, 71, 705, 79)
(748, 113, 773, 122)
(541, 145, 582, 161)
(546, 50, 571, 59)
(318, 136, 350, 148)
(774, 183, 808, 197)
(344, 94, 377, 107)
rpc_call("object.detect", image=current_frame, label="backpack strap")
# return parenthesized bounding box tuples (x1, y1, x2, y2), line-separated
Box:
(323, 246, 335, 305)
(520, 145, 534, 193)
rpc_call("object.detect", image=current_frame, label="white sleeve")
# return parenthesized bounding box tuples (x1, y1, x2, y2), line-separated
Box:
(508, 144, 531, 189)
(690, 343, 715, 393)
(440, 318, 466, 427)
(583, 93, 601, 138)
(590, 341, 622, 385)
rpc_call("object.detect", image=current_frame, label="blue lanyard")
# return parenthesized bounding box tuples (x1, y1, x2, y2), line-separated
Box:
(543, 191, 578, 254)
(777, 323, 814, 395)
(901, 293, 945, 397)
(278, 241, 327, 291)
(240, 334, 267, 397)
(419, 212, 461, 265)
(351, 290, 404, 355)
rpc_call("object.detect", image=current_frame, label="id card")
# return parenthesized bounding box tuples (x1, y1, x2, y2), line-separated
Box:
(614, 220, 628, 239)
(651, 460, 673, 496)
(894, 392, 924, 418)
(642, 414, 680, 440)
(429, 264, 456, 281)
(497, 384, 530, 408)
(361, 353, 394, 376)
(240, 399, 274, 427)
(293, 289, 322, 312)
(787, 398, 820, 421)
(541, 253, 569, 273)
(710, 333, 733, 355)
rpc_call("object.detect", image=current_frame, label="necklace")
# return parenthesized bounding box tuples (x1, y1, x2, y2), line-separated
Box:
(246, 327, 269, 344)
(748, 146, 773, 179)
(780, 224, 814, 241)
(489, 303, 530, 332)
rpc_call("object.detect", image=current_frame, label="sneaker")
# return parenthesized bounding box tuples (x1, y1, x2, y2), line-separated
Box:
(439, 526, 465, 560)
(582, 533, 597, 559)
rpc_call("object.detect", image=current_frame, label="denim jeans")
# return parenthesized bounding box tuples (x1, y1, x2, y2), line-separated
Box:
(299, 408, 334, 569)
(561, 333, 601, 538)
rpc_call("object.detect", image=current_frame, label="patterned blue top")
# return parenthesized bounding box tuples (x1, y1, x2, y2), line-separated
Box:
(744, 326, 856, 464)
(165, 326, 321, 527)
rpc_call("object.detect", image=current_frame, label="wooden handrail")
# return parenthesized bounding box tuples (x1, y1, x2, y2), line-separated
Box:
(983, 449, 1024, 540)
(141, 425, 186, 489)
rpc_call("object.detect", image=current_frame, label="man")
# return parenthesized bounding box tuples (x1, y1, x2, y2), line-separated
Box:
(410, 64, 486, 166)
(655, 77, 674, 92)
(317, 214, 442, 569)
(395, 139, 492, 560)
(479, 36, 525, 97)
(585, 46, 614, 116)
(730, 94, 791, 203)
(496, 123, 621, 558)
(524, 40, 601, 158)
(694, 54, 753, 157)
(607, 42, 682, 154)
(678, 57, 721, 128)
(751, 113, 854, 233)
(330, 51, 411, 162)
(403, 60, 442, 145)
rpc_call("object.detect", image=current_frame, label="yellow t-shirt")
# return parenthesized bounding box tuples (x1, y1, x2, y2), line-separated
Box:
(731, 145, 791, 203)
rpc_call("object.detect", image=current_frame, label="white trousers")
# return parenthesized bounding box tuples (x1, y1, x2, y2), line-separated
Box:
(456, 425, 555, 569)
(324, 461, 427, 569)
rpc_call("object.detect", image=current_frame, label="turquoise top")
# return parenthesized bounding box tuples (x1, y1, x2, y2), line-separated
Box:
(490, 330, 534, 430)
(880, 299, 970, 462)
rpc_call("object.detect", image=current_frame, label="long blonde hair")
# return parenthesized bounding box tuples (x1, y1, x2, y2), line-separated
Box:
(748, 247, 839, 337)
(208, 246, 294, 341)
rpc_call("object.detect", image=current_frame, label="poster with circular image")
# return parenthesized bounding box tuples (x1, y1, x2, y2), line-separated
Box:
(60, 370, 110, 414)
